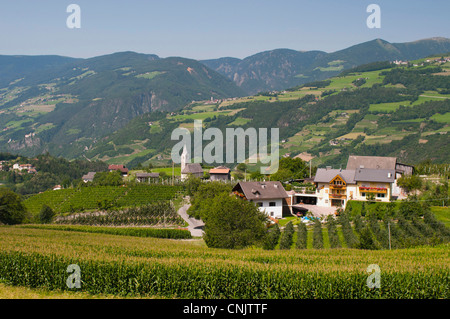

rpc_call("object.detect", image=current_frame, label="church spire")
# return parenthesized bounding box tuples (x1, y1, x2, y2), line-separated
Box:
(181, 144, 188, 173)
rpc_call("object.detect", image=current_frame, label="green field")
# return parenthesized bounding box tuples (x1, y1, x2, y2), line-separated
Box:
(171, 110, 232, 121)
(369, 101, 409, 113)
(135, 71, 162, 80)
(151, 166, 182, 176)
(0, 226, 448, 299)
(430, 112, 450, 123)
(432, 206, 450, 227)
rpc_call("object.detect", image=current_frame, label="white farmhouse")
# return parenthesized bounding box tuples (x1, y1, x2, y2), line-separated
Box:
(232, 181, 289, 219)
(314, 167, 396, 208)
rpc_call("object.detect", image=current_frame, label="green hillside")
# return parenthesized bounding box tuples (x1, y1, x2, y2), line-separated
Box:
(85, 55, 450, 168)
(0, 52, 245, 159)
(1, 42, 449, 168)
(202, 37, 450, 94)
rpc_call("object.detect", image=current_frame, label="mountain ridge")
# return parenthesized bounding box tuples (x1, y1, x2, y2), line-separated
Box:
(0, 37, 449, 164)
(201, 37, 450, 94)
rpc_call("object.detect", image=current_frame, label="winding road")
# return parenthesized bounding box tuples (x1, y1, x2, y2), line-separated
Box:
(177, 202, 204, 237)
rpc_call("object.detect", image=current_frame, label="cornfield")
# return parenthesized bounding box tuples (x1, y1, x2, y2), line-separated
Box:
(0, 227, 448, 299)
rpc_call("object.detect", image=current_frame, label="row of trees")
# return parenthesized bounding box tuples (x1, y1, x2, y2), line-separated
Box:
(262, 198, 449, 251)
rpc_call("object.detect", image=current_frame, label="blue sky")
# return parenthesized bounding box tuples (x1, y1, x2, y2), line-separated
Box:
(0, 0, 448, 59)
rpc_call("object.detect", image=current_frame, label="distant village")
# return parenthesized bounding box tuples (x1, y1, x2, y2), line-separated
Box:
(392, 56, 450, 66)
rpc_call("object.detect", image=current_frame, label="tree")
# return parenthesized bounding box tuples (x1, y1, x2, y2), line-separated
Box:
(272, 157, 309, 180)
(279, 221, 294, 249)
(338, 212, 359, 248)
(203, 193, 268, 249)
(0, 188, 27, 225)
(39, 204, 55, 224)
(184, 175, 202, 197)
(93, 171, 123, 186)
(249, 171, 264, 180)
(236, 163, 247, 172)
(398, 195, 423, 219)
(262, 223, 281, 250)
(357, 225, 379, 250)
(187, 182, 232, 220)
(296, 221, 308, 249)
(366, 192, 375, 202)
(233, 171, 244, 180)
(269, 168, 292, 182)
(312, 218, 324, 249)
(397, 174, 423, 194)
(326, 215, 341, 248)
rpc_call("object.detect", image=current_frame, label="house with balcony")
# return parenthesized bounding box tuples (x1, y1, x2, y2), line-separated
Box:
(314, 168, 357, 208)
(313, 167, 395, 208)
(353, 168, 395, 202)
(346, 155, 413, 198)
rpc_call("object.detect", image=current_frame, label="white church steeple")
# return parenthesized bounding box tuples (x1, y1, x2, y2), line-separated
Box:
(181, 144, 188, 173)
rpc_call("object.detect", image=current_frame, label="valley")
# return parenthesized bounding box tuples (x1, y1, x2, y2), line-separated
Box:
(79, 55, 450, 169)
(0, 38, 449, 170)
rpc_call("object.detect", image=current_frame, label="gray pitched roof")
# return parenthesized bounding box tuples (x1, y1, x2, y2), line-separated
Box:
(181, 163, 203, 174)
(314, 168, 356, 184)
(346, 155, 397, 170)
(82, 172, 96, 181)
(232, 181, 288, 200)
(354, 168, 395, 183)
(314, 167, 396, 184)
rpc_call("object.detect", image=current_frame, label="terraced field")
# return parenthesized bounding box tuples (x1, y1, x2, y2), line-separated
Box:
(23, 184, 184, 215)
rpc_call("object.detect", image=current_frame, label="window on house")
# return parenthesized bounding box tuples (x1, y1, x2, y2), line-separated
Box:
(361, 192, 366, 197)
(256, 202, 263, 207)
(270, 212, 274, 217)
(377, 193, 385, 198)
(269, 202, 276, 207)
